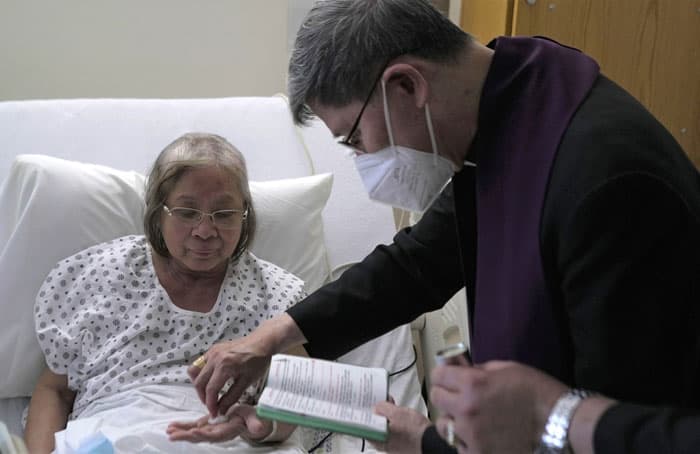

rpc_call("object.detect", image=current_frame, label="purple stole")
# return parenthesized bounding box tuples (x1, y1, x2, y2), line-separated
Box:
(465, 37, 599, 380)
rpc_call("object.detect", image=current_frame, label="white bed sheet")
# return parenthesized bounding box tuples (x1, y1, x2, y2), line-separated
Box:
(0, 397, 28, 438)
(53, 384, 305, 454)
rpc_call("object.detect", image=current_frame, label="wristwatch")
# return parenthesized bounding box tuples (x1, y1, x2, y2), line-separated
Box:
(535, 388, 594, 454)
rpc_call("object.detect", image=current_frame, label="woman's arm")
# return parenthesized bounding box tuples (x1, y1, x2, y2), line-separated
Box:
(241, 343, 308, 443)
(24, 367, 76, 454)
(237, 405, 297, 444)
(241, 345, 309, 443)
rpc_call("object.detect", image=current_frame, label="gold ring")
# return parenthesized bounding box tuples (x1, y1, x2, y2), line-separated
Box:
(193, 355, 207, 368)
(446, 419, 455, 447)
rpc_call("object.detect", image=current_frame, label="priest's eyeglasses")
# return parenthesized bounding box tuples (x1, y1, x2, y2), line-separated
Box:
(338, 64, 385, 151)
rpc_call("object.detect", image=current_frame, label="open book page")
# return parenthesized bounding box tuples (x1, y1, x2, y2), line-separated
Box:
(258, 354, 388, 435)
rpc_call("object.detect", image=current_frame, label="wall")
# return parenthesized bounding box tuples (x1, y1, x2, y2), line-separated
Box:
(0, 1, 290, 100)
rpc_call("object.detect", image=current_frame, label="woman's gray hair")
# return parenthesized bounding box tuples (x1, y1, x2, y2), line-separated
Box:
(143, 132, 256, 263)
(288, 0, 471, 125)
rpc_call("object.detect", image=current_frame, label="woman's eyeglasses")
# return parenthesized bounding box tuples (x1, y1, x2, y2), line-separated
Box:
(163, 205, 247, 230)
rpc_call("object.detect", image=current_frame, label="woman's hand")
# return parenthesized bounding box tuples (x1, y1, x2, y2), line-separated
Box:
(371, 398, 431, 454)
(430, 360, 568, 453)
(166, 412, 246, 443)
(168, 403, 299, 444)
(188, 313, 306, 417)
(166, 403, 272, 443)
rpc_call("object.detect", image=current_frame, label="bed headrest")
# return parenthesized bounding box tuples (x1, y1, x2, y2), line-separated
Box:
(0, 96, 312, 183)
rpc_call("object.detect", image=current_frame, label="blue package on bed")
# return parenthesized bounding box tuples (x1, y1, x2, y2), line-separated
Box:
(75, 433, 113, 454)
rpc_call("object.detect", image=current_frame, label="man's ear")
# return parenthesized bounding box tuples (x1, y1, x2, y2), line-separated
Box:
(382, 63, 429, 109)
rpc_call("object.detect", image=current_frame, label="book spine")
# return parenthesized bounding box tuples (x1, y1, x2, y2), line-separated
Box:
(256, 406, 387, 442)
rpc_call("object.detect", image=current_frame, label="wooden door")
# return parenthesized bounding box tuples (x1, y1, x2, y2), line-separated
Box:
(512, 0, 700, 164)
(460, 0, 514, 44)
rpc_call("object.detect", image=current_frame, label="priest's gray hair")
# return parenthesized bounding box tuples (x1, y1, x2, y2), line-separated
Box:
(288, 0, 471, 125)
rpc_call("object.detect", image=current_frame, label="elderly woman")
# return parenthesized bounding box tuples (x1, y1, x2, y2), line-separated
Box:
(24, 133, 305, 453)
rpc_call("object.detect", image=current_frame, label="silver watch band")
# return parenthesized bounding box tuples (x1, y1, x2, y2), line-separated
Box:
(535, 389, 593, 454)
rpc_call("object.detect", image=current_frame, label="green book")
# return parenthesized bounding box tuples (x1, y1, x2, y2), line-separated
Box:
(256, 354, 389, 442)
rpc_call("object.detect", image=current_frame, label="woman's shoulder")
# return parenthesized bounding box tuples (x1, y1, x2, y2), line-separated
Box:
(45, 235, 148, 278)
(232, 251, 305, 290)
(88, 234, 145, 253)
(223, 251, 307, 313)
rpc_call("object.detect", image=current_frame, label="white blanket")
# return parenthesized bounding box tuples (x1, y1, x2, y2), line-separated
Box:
(53, 384, 305, 454)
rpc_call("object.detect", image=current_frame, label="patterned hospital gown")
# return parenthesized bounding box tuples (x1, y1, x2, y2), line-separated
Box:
(34, 235, 306, 418)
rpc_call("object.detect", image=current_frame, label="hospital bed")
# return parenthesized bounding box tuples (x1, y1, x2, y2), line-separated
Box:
(0, 95, 468, 452)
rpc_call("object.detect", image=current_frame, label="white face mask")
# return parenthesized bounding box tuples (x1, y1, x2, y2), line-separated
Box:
(354, 79, 456, 213)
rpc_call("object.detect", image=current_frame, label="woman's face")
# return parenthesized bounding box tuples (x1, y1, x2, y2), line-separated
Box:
(160, 166, 245, 274)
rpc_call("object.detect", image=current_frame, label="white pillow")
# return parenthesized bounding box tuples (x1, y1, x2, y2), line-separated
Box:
(249, 176, 332, 294)
(0, 154, 332, 398)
